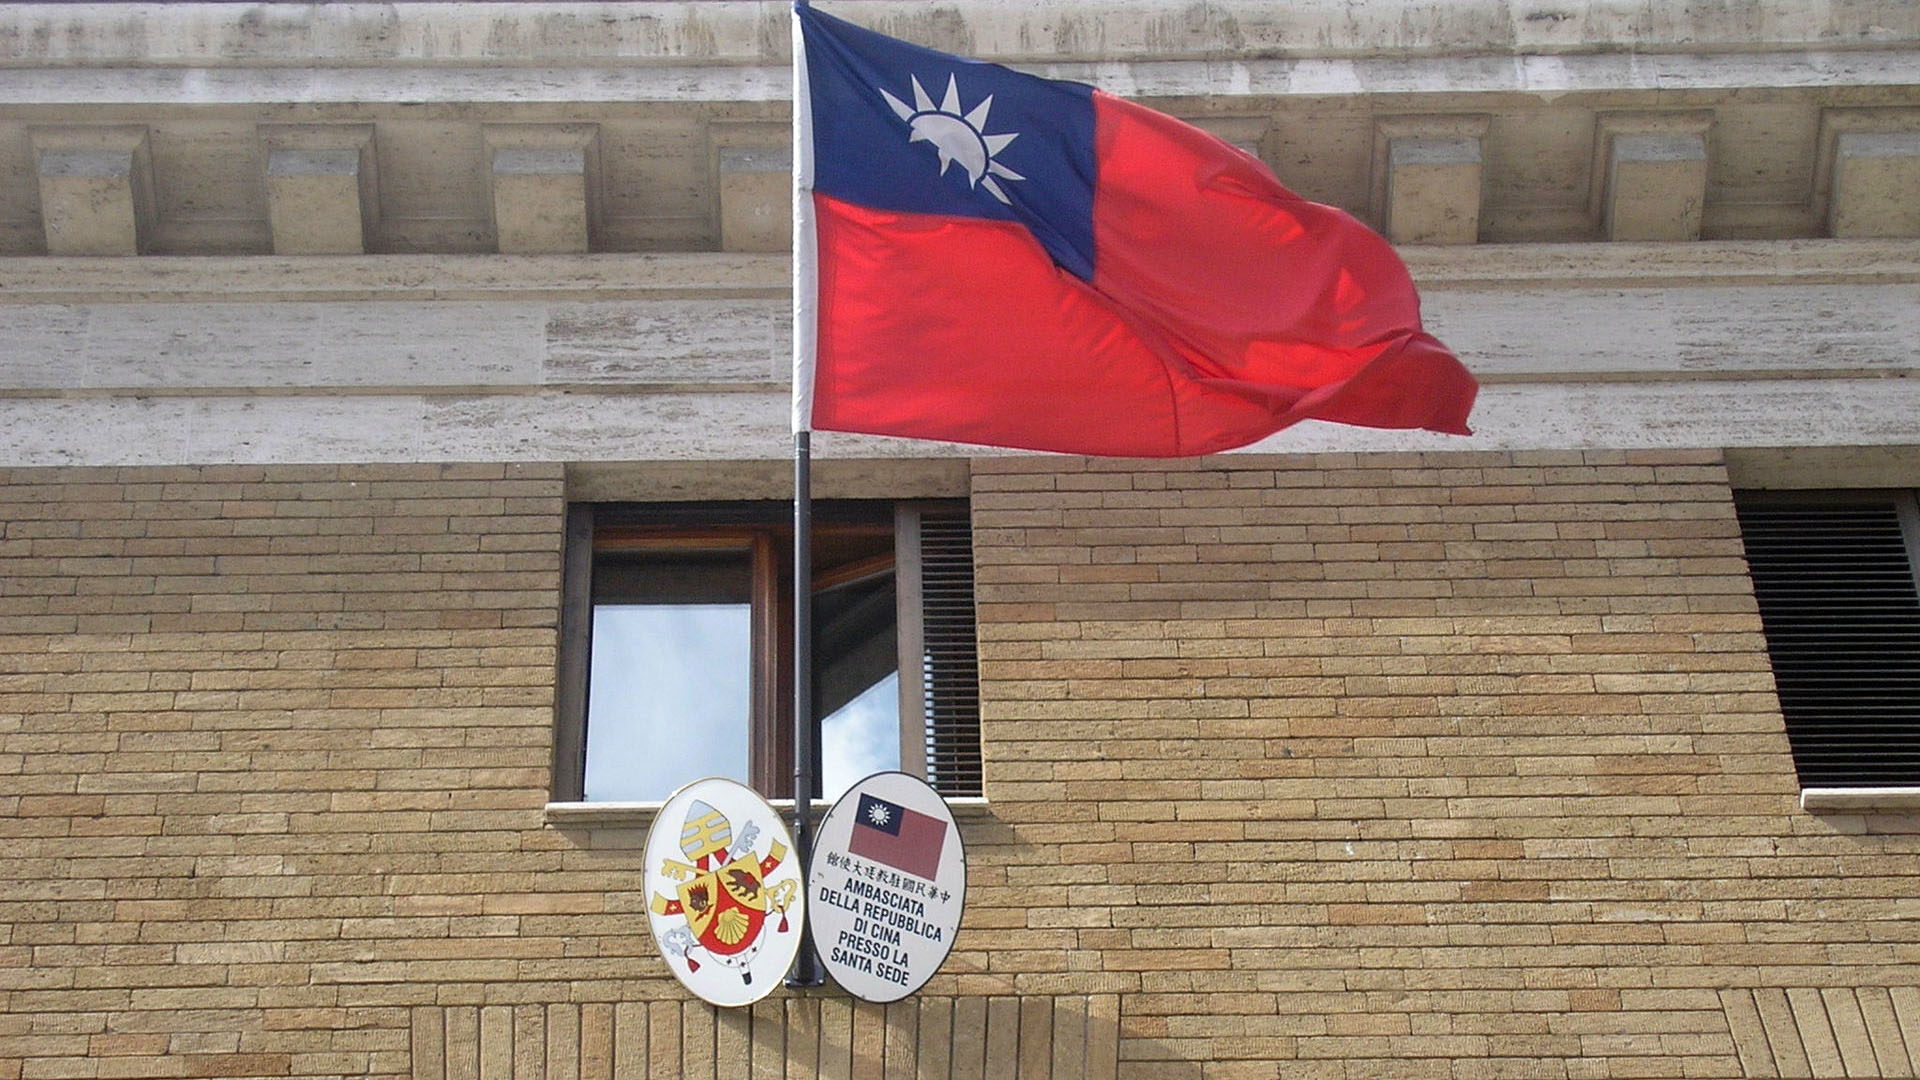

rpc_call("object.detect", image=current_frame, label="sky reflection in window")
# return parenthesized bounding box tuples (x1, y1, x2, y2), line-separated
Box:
(584, 602, 752, 802)
(822, 669, 901, 802)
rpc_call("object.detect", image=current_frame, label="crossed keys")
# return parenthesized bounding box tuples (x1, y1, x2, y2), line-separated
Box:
(656, 857, 705, 883)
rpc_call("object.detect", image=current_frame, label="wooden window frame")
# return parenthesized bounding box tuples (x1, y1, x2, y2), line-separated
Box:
(552, 499, 978, 802)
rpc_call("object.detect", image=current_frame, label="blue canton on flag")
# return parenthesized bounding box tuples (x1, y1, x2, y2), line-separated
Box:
(855, 793, 903, 837)
(798, 4, 1098, 280)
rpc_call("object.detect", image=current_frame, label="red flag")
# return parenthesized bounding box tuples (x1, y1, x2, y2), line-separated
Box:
(793, 5, 1476, 457)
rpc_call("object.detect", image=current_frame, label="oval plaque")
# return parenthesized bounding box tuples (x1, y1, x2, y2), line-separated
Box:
(807, 771, 967, 1002)
(641, 777, 805, 1007)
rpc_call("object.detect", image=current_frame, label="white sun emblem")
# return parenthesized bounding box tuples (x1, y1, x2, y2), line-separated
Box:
(881, 73, 1025, 205)
(866, 802, 892, 827)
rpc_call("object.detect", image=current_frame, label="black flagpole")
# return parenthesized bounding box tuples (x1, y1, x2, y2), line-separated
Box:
(787, 430, 824, 986)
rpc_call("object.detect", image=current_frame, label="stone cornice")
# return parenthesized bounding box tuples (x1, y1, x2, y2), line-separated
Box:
(4, 2, 1913, 69)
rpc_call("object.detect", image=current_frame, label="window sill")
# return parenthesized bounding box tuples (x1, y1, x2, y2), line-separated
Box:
(544, 796, 993, 829)
(1800, 787, 1920, 812)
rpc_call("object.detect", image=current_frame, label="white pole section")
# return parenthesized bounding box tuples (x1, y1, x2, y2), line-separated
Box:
(790, 0, 819, 436)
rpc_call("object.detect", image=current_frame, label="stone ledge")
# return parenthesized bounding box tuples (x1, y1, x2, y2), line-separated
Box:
(1, 239, 1913, 305)
(4, 51, 1916, 109)
(8, 2, 1910, 68)
(7, 378, 1920, 467)
(545, 797, 994, 832)
(1800, 787, 1920, 812)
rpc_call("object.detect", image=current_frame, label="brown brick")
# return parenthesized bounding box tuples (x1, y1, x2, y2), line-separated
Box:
(5, 452, 1913, 1079)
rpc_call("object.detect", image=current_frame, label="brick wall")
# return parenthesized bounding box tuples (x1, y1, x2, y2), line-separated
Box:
(969, 451, 1920, 1080)
(0, 465, 568, 1079)
(3, 454, 1919, 1079)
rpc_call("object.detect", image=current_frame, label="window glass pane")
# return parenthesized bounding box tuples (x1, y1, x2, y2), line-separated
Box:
(814, 562, 900, 801)
(559, 503, 979, 803)
(585, 600, 753, 802)
(821, 669, 901, 802)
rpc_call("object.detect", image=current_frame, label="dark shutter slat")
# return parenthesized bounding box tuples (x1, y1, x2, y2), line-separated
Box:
(1736, 495, 1920, 788)
(917, 507, 983, 796)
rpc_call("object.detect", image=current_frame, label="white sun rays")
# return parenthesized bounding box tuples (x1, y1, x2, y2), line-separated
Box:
(880, 73, 1025, 204)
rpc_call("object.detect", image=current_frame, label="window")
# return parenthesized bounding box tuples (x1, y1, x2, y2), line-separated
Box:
(553, 500, 981, 804)
(1734, 490, 1920, 788)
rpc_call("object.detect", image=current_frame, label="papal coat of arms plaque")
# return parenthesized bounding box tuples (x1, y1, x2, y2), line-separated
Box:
(641, 777, 804, 1007)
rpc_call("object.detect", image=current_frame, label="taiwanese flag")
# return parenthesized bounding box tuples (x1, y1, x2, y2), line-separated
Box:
(848, 793, 946, 881)
(792, 4, 1477, 458)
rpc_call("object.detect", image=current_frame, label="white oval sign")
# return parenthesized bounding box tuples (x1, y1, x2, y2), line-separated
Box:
(641, 777, 805, 1007)
(808, 771, 967, 1002)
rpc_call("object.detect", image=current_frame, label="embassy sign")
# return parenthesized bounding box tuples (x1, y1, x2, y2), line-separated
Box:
(807, 772, 967, 1003)
(641, 772, 968, 1007)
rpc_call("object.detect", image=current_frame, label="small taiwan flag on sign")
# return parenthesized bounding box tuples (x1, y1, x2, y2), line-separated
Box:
(849, 793, 947, 881)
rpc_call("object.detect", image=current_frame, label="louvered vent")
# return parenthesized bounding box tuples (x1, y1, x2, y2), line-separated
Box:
(917, 507, 983, 797)
(1735, 494, 1920, 787)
